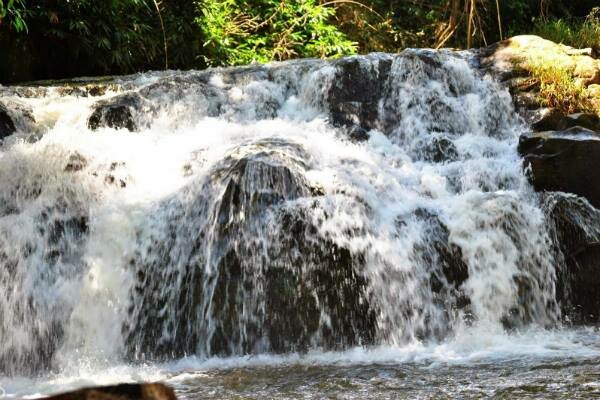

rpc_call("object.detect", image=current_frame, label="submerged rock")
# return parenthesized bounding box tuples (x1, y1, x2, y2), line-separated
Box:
(417, 136, 459, 163)
(64, 152, 88, 172)
(518, 127, 600, 208)
(41, 383, 176, 400)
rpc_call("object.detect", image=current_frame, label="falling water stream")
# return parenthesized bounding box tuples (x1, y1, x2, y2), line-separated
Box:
(0, 51, 599, 398)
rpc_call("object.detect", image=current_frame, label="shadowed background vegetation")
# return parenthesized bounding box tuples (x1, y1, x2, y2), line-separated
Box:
(0, 0, 598, 83)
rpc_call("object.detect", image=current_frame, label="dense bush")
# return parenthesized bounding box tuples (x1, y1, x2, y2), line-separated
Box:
(1, 0, 160, 81)
(0, 0, 26, 32)
(198, 0, 356, 66)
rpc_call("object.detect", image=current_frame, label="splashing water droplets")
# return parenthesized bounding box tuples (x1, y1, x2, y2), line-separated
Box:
(0, 51, 575, 388)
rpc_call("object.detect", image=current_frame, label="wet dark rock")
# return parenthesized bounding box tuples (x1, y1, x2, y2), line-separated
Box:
(214, 64, 270, 86)
(1, 86, 49, 98)
(88, 93, 140, 131)
(125, 144, 377, 360)
(87, 78, 226, 132)
(567, 113, 600, 132)
(394, 208, 469, 339)
(565, 243, 600, 323)
(419, 136, 459, 163)
(105, 175, 127, 188)
(518, 127, 600, 208)
(412, 51, 443, 70)
(0, 100, 36, 140)
(0, 205, 88, 376)
(56, 84, 114, 97)
(544, 194, 600, 324)
(0, 318, 62, 376)
(0, 102, 16, 140)
(411, 209, 469, 297)
(328, 56, 392, 131)
(41, 383, 176, 400)
(526, 109, 600, 133)
(529, 108, 577, 132)
(265, 209, 376, 352)
(513, 91, 542, 110)
(348, 125, 370, 142)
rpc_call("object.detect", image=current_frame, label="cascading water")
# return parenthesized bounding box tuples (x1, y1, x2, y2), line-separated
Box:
(0, 50, 599, 398)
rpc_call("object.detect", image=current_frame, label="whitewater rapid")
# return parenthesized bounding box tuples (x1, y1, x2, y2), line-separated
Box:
(0, 51, 598, 397)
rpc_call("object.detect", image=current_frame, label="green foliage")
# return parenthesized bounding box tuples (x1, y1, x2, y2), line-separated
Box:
(23, 0, 161, 72)
(1, 0, 600, 83)
(197, 0, 357, 66)
(0, 0, 27, 32)
(532, 10, 600, 49)
(532, 19, 577, 45)
(333, 2, 435, 52)
(0, 0, 204, 81)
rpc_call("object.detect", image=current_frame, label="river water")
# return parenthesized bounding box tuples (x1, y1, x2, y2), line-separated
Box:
(0, 51, 598, 398)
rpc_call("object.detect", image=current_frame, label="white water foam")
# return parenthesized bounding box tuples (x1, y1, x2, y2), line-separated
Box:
(0, 51, 597, 396)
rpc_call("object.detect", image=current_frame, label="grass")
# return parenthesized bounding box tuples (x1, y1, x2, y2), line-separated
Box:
(521, 9, 600, 116)
(531, 10, 600, 50)
(523, 59, 594, 115)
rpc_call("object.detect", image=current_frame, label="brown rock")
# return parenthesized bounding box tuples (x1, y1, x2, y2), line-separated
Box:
(528, 108, 575, 132)
(42, 383, 176, 400)
(583, 68, 600, 86)
(567, 113, 600, 131)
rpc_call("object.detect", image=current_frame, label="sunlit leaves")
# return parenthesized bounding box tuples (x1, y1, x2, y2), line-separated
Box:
(197, 0, 357, 67)
(0, 0, 27, 32)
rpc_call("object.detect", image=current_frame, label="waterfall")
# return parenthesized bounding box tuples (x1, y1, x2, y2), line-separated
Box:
(0, 50, 573, 377)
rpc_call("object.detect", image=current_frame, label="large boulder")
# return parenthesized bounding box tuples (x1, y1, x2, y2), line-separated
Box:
(481, 35, 600, 84)
(125, 141, 377, 360)
(518, 127, 600, 209)
(480, 35, 600, 120)
(41, 383, 176, 400)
